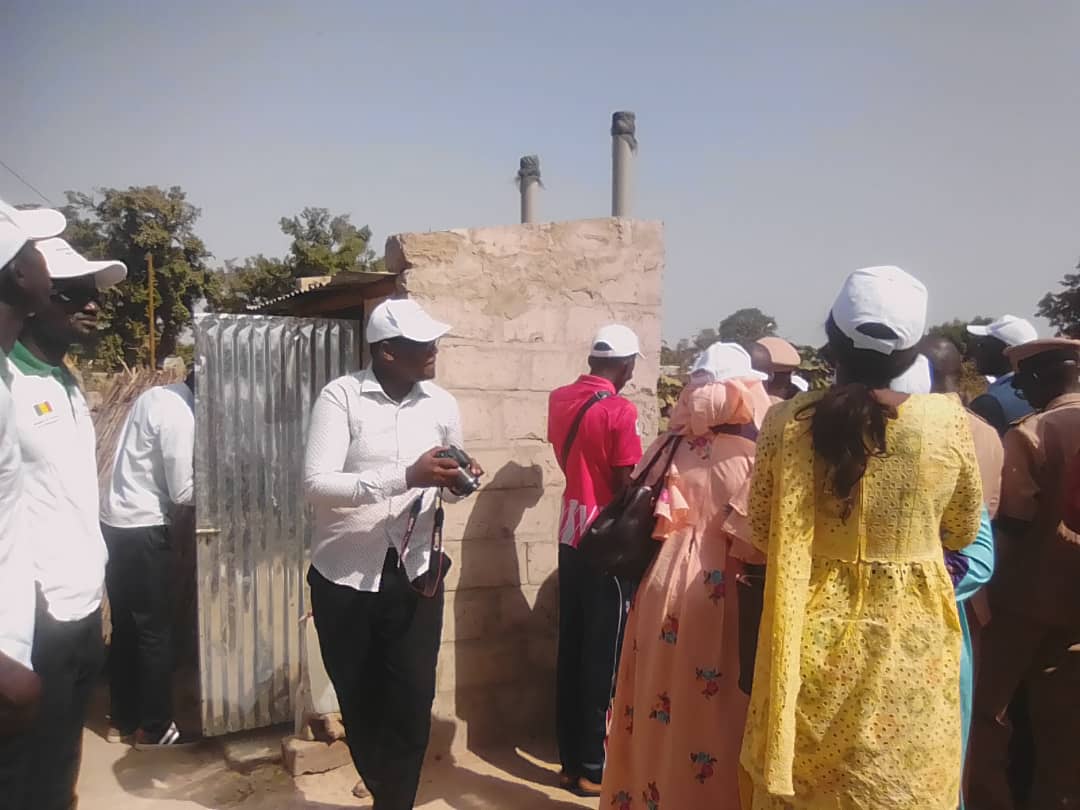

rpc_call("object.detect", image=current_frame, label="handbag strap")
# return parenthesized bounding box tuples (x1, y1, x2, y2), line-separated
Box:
(559, 391, 611, 469)
(633, 432, 684, 487)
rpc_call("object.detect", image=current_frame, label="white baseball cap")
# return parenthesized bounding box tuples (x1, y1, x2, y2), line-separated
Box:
(690, 342, 768, 383)
(35, 238, 127, 289)
(0, 197, 67, 269)
(589, 324, 642, 359)
(889, 353, 933, 395)
(366, 298, 451, 345)
(830, 265, 928, 355)
(966, 315, 1038, 348)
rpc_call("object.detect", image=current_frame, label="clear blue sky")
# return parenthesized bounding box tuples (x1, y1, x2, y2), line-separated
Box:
(4, 1, 1078, 344)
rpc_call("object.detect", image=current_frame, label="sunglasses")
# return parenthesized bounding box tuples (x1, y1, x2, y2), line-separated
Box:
(389, 337, 439, 354)
(50, 286, 101, 308)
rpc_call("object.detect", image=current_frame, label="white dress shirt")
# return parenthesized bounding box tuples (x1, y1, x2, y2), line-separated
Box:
(8, 342, 106, 622)
(0, 350, 35, 668)
(101, 382, 195, 528)
(304, 368, 463, 592)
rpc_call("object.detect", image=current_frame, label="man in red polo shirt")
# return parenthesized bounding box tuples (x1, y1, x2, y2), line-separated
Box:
(548, 324, 643, 797)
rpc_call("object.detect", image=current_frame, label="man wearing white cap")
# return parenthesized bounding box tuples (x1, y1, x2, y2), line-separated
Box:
(547, 324, 644, 796)
(99, 368, 196, 747)
(304, 298, 482, 810)
(967, 315, 1039, 434)
(0, 200, 65, 752)
(4, 238, 125, 810)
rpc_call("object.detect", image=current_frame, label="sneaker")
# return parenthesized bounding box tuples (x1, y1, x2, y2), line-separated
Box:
(134, 721, 197, 749)
(106, 726, 135, 744)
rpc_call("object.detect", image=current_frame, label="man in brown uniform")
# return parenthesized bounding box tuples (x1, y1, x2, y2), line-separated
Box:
(968, 338, 1080, 810)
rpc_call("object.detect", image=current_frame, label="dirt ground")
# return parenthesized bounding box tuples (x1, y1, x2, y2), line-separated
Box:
(76, 723, 596, 810)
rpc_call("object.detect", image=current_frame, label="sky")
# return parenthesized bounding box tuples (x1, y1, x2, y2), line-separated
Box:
(3, 1, 1078, 345)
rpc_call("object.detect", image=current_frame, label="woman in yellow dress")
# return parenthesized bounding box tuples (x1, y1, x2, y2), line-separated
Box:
(740, 266, 984, 809)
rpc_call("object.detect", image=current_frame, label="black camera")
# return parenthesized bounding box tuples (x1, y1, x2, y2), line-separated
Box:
(435, 446, 481, 496)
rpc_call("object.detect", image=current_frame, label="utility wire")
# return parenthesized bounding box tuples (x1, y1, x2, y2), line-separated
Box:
(0, 158, 55, 206)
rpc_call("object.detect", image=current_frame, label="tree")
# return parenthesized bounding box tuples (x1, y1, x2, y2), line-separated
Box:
(718, 308, 777, 346)
(210, 207, 382, 312)
(62, 186, 212, 368)
(207, 255, 294, 313)
(1038, 258, 1080, 337)
(279, 207, 376, 278)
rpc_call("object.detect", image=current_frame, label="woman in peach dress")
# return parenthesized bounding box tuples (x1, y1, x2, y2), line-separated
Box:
(601, 343, 773, 810)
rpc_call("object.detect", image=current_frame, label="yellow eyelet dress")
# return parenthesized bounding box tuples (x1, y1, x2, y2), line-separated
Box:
(740, 392, 983, 810)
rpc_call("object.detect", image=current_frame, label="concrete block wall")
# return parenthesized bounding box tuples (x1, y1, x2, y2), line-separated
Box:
(385, 218, 664, 753)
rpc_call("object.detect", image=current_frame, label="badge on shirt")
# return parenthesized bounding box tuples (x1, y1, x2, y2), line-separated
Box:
(32, 401, 59, 426)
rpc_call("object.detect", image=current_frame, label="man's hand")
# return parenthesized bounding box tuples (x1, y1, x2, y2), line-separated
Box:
(407, 448, 465, 489)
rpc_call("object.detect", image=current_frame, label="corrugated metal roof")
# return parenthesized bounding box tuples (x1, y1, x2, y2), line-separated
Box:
(247, 271, 398, 313)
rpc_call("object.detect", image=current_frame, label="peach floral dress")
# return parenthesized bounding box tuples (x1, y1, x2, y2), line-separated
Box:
(601, 378, 772, 810)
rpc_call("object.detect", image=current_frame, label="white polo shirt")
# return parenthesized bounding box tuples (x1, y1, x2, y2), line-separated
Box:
(8, 342, 106, 622)
(101, 382, 195, 529)
(0, 350, 35, 668)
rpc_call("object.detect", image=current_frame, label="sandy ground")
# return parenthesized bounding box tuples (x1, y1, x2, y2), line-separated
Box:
(76, 724, 597, 810)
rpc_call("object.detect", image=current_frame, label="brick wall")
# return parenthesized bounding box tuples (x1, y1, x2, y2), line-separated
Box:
(385, 218, 664, 752)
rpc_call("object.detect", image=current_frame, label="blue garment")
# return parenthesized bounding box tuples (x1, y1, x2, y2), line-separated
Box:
(987, 374, 1034, 426)
(944, 505, 995, 809)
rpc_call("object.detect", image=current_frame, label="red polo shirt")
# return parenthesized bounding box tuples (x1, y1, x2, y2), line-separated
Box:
(548, 375, 642, 547)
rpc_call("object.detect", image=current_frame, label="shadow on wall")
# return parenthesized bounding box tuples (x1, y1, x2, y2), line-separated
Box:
(452, 461, 559, 757)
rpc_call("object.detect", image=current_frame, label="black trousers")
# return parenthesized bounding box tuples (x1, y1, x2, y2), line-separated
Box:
(307, 550, 443, 810)
(102, 523, 174, 736)
(556, 543, 632, 783)
(0, 602, 103, 810)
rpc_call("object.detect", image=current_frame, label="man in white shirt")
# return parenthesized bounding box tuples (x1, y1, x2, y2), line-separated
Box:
(304, 298, 482, 810)
(100, 372, 195, 746)
(6, 238, 125, 810)
(0, 200, 65, 748)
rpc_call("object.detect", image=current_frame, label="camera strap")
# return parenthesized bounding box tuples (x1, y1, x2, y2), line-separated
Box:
(398, 490, 446, 592)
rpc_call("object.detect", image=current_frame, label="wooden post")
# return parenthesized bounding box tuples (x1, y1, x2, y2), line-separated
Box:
(146, 251, 156, 369)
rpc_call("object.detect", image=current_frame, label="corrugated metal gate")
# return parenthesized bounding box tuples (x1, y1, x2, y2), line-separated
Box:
(193, 314, 362, 735)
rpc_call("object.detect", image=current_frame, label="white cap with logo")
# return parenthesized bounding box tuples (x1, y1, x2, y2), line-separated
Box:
(690, 342, 769, 383)
(366, 298, 451, 345)
(35, 238, 127, 289)
(966, 315, 1038, 348)
(0, 197, 67, 269)
(830, 265, 928, 355)
(589, 324, 642, 359)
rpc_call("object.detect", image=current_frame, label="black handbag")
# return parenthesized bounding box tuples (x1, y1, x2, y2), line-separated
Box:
(577, 433, 683, 581)
(736, 563, 766, 695)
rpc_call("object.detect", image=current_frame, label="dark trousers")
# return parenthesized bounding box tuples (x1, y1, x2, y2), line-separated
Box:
(969, 607, 1080, 809)
(102, 523, 174, 736)
(0, 602, 103, 810)
(556, 543, 631, 784)
(307, 550, 443, 810)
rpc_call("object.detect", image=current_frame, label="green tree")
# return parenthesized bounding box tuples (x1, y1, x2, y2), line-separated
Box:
(62, 186, 212, 368)
(280, 207, 376, 278)
(718, 307, 777, 346)
(210, 207, 382, 312)
(207, 255, 294, 313)
(1038, 258, 1080, 337)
